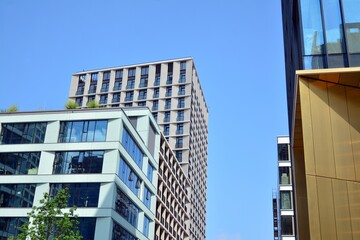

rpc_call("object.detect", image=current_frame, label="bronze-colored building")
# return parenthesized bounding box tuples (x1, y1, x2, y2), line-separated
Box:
(292, 68, 360, 240)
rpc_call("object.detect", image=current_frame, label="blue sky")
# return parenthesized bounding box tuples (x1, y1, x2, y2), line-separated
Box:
(0, 1, 288, 239)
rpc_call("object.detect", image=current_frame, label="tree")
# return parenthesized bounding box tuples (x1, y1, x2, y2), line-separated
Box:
(65, 100, 79, 109)
(16, 188, 82, 240)
(1, 104, 18, 112)
(86, 100, 99, 108)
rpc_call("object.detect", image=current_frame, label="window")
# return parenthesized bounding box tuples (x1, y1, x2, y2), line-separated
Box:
(177, 110, 184, 121)
(175, 150, 182, 161)
(138, 90, 147, 100)
(178, 97, 185, 108)
(112, 93, 121, 103)
(166, 87, 172, 97)
(112, 221, 137, 240)
(126, 79, 135, 89)
(91, 73, 98, 82)
(53, 151, 104, 174)
(125, 91, 134, 101)
(166, 74, 173, 84)
(164, 112, 171, 122)
(152, 100, 158, 111)
(176, 137, 183, 148)
(154, 75, 160, 86)
(143, 216, 150, 238)
(165, 99, 171, 109)
(122, 128, 144, 168)
(128, 68, 136, 77)
(101, 82, 109, 92)
(180, 61, 186, 70)
(178, 85, 186, 95)
(103, 71, 110, 81)
(0, 152, 40, 175)
(77, 218, 96, 240)
(163, 124, 170, 135)
(76, 85, 84, 95)
(278, 144, 289, 161)
(179, 73, 186, 83)
(78, 74, 86, 83)
(152, 112, 158, 121)
(113, 80, 122, 91)
(88, 84, 96, 94)
(115, 70, 123, 79)
(153, 88, 159, 98)
(279, 167, 290, 185)
(0, 217, 27, 238)
(0, 184, 36, 207)
(138, 102, 146, 107)
(141, 66, 149, 76)
(139, 77, 148, 88)
(50, 183, 100, 207)
(147, 163, 153, 182)
(1, 122, 47, 144)
(281, 216, 293, 235)
(87, 96, 95, 104)
(124, 103, 133, 107)
(75, 97, 83, 106)
(176, 123, 184, 134)
(99, 94, 108, 104)
(143, 186, 151, 209)
(118, 157, 141, 196)
(280, 191, 292, 209)
(58, 120, 108, 143)
(115, 187, 139, 227)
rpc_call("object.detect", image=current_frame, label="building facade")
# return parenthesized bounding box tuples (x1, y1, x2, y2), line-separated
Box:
(68, 58, 208, 240)
(282, 1, 360, 239)
(275, 137, 295, 240)
(0, 108, 160, 240)
(282, 0, 360, 127)
(155, 134, 190, 240)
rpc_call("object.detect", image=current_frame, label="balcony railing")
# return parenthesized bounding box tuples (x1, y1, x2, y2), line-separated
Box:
(76, 90, 84, 95)
(125, 97, 133, 101)
(138, 95, 147, 100)
(100, 87, 108, 92)
(177, 116, 184, 121)
(175, 143, 183, 148)
(112, 98, 120, 103)
(163, 117, 170, 122)
(126, 83, 135, 89)
(88, 89, 96, 94)
(153, 93, 159, 98)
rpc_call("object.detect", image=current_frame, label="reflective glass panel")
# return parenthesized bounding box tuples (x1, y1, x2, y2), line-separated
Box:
(280, 191, 292, 209)
(0, 152, 40, 175)
(112, 221, 136, 240)
(300, 0, 325, 55)
(53, 151, 104, 174)
(0, 184, 36, 207)
(322, 0, 345, 53)
(118, 158, 140, 196)
(77, 218, 96, 240)
(50, 183, 100, 207)
(342, 0, 360, 53)
(0, 122, 47, 144)
(0, 217, 27, 239)
(122, 128, 143, 168)
(115, 187, 139, 227)
(303, 55, 326, 69)
(143, 216, 150, 237)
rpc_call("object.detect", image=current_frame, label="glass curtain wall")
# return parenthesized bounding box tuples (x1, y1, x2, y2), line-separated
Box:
(300, 0, 360, 68)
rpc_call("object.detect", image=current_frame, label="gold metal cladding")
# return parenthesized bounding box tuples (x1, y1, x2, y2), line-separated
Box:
(292, 68, 360, 240)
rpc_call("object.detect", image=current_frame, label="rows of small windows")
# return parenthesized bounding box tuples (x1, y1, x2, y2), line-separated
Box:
(75, 85, 188, 107)
(163, 123, 185, 136)
(76, 61, 188, 96)
(0, 217, 96, 240)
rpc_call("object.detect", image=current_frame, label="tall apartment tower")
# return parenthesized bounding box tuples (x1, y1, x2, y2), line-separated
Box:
(68, 57, 209, 240)
(282, 1, 360, 239)
(275, 137, 295, 240)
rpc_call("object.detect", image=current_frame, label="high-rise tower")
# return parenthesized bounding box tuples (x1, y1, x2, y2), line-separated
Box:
(68, 57, 208, 240)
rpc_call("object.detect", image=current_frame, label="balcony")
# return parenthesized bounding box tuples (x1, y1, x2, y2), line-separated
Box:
(112, 98, 120, 103)
(166, 75, 173, 85)
(179, 74, 186, 83)
(177, 104, 185, 108)
(100, 87, 109, 93)
(76, 89, 84, 95)
(153, 93, 159, 98)
(175, 143, 183, 148)
(99, 100, 107, 105)
(126, 83, 135, 89)
(125, 97, 133, 102)
(154, 76, 160, 86)
(138, 95, 147, 100)
(88, 89, 96, 94)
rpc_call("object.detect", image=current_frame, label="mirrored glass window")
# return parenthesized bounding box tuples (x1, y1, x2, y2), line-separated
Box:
(0, 184, 36, 207)
(53, 151, 104, 174)
(0, 152, 40, 175)
(58, 120, 107, 143)
(1, 122, 47, 144)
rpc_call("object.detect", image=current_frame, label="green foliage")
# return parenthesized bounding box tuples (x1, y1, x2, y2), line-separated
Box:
(17, 188, 82, 240)
(1, 105, 18, 112)
(86, 100, 99, 108)
(65, 100, 79, 109)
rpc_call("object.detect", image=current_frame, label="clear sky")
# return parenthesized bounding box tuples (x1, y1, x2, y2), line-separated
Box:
(0, 1, 288, 239)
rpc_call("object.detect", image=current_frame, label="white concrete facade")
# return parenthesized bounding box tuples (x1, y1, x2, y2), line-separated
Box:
(0, 108, 160, 240)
